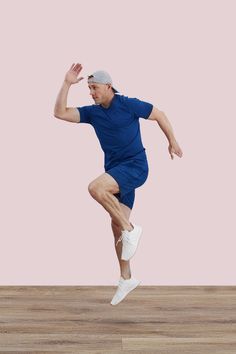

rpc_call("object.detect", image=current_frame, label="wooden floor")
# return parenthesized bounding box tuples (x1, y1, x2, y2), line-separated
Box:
(0, 286, 235, 353)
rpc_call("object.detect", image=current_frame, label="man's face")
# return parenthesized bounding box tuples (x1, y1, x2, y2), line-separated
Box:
(88, 82, 111, 103)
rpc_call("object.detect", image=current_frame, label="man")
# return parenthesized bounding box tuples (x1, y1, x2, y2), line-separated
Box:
(54, 63, 183, 305)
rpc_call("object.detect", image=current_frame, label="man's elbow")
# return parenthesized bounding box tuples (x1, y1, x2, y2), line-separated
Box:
(54, 112, 61, 119)
(53, 110, 65, 119)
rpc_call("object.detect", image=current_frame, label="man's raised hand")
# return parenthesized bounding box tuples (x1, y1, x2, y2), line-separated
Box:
(64, 63, 84, 85)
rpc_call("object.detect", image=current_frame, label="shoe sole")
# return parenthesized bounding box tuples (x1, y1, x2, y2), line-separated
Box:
(121, 226, 142, 261)
(110, 280, 141, 305)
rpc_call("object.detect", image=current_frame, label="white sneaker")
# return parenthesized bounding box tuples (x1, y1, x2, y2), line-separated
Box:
(110, 276, 141, 305)
(116, 223, 142, 261)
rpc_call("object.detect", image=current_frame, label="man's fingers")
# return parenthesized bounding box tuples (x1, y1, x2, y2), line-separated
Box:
(70, 63, 81, 72)
(71, 63, 82, 74)
(76, 64, 82, 73)
(177, 150, 183, 157)
(169, 145, 183, 159)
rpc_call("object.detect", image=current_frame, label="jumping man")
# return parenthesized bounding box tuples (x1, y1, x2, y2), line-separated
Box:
(54, 63, 183, 305)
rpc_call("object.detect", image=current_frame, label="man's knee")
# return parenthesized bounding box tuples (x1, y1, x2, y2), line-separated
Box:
(88, 181, 104, 200)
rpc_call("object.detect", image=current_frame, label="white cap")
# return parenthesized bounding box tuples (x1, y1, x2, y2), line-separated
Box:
(87, 70, 119, 93)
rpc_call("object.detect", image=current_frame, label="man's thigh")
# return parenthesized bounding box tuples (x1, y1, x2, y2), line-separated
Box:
(88, 172, 120, 194)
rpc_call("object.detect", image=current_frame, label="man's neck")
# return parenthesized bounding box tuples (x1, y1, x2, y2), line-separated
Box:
(101, 93, 115, 108)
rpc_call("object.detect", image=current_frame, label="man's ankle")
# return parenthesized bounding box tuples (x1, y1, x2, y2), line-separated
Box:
(126, 223, 134, 232)
(121, 274, 131, 280)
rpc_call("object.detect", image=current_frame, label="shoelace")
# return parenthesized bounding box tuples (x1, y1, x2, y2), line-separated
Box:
(116, 231, 134, 247)
(115, 233, 124, 246)
(117, 277, 128, 291)
(118, 278, 124, 288)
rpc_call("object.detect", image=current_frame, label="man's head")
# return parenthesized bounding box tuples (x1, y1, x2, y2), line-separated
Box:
(87, 70, 118, 104)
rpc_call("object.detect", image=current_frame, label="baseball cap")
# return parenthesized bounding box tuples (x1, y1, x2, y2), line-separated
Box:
(87, 70, 119, 93)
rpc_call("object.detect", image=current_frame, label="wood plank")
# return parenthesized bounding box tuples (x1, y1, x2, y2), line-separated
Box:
(0, 286, 235, 352)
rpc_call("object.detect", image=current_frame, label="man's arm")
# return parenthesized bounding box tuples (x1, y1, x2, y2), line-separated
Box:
(147, 106, 183, 159)
(53, 63, 84, 123)
(54, 81, 80, 123)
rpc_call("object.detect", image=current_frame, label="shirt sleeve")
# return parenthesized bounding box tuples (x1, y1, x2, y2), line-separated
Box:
(76, 106, 92, 124)
(125, 97, 153, 119)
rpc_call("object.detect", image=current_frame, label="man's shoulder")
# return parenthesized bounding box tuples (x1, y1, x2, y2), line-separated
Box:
(117, 94, 141, 109)
(117, 94, 140, 105)
(115, 94, 134, 112)
(117, 94, 153, 119)
(116, 94, 139, 107)
(116, 94, 136, 101)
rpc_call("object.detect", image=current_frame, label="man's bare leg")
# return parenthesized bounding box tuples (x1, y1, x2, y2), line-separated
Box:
(88, 172, 133, 231)
(111, 203, 132, 280)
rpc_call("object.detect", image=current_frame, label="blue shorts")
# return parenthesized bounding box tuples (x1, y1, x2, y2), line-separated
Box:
(105, 151, 149, 209)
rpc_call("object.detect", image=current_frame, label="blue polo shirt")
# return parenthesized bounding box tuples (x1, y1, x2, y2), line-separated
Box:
(77, 94, 153, 171)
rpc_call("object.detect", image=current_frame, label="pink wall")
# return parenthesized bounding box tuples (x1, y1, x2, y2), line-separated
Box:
(1, 0, 235, 285)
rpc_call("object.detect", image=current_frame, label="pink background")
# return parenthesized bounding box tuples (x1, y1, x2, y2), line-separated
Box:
(0, 0, 235, 285)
